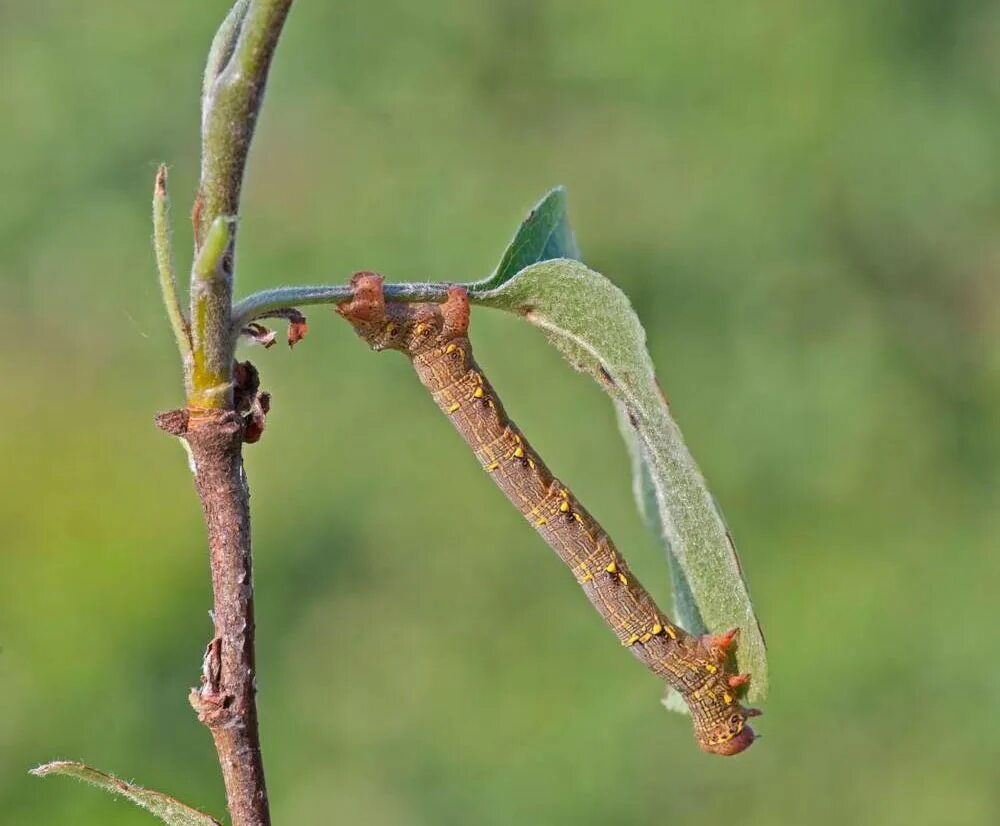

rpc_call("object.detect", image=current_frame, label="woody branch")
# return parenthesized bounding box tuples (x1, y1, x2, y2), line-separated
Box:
(153, 2, 293, 825)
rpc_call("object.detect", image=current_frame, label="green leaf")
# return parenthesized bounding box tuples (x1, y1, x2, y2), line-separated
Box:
(618, 409, 705, 634)
(474, 187, 580, 292)
(202, 0, 250, 112)
(31, 762, 221, 826)
(618, 413, 704, 715)
(192, 215, 234, 283)
(472, 259, 768, 706)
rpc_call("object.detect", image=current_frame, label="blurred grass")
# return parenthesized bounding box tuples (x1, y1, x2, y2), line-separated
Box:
(1, 1, 998, 824)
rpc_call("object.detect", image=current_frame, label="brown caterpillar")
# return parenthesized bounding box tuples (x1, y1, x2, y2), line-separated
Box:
(338, 272, 761, 755)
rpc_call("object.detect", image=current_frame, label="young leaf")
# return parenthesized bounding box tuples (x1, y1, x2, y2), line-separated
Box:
(474, 187, 581, 292)
(471, 259, 768, 704)
(202, 0, 250, 109)
(31, 762, 221, 826)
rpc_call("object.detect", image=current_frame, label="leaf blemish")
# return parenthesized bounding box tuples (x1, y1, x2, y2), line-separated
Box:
(598, 365, 617, 389)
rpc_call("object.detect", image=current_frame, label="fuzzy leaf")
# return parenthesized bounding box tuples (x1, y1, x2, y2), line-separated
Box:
(202, 0, 249, 109)
(474, 187, 580, 291)
(31, 762, 221, 826)
(472, 259, 767, 705)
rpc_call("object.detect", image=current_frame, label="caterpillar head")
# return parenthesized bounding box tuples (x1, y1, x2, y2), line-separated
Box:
(688, 628, 762, 756)
(696, 705, 761, 755)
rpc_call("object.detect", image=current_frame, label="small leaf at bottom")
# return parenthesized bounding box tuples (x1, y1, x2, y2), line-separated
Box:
(31, 761, 221, 826)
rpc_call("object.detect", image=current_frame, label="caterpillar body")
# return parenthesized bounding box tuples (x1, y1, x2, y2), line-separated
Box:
(338, 272, 760, 755)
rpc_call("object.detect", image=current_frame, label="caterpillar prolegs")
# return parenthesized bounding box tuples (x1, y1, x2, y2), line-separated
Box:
(338, 272, 761, 755)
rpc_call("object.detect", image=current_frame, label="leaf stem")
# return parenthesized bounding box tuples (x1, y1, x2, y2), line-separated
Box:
(231, 281, 455, 331)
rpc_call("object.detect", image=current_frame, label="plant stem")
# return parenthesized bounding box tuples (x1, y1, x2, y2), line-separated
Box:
(176, 3, 292, 824)
(197, 0, 292, 244)
(190, 217, 237, 409)
(184, 412, 268, 826)
(231, 281, 454, 331)
(191, 0, 293, 409)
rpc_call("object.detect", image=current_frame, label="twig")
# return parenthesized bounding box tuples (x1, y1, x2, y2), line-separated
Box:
(155, 3, 293, 825)
(230, 281, 453, 332)
(190, 217, 238, 408)
(230, 275, 534, 335)
(183, 410, 268, 826)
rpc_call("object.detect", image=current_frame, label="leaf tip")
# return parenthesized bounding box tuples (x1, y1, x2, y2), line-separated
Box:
(155, 166, 169, 198)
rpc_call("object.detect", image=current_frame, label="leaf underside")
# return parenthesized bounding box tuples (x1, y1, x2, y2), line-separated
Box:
(470, 243, 767, 708)
(31, 761, 221, 826)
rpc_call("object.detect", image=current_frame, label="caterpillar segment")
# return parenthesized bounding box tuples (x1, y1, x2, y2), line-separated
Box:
(338, 272, 761, 755)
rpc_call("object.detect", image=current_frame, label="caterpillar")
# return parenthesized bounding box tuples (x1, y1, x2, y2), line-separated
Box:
(338, 272, 761, 755)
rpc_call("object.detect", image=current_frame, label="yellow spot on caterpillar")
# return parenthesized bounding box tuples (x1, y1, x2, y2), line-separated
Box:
(559, 501, 571, 513)
(580, 573, 594, 583)
(605, 560, 618, 574)
(384, 321, 396, 335)
(705, 664, 718, 674)
(447, 402, 461, 414)
(625, 634, 640, 646)
(664, 626, 677, 640)
(527, 459, 536, 470)
(639, 633, 653, 643)
(473, 386, 485, 399)
(445, 343, 458, 354)
(618, 574, 628, 585)
(652, 622, 664, 635)
(485, 461, 500, 472)
(560, 488, 570, 498)
(536, 517, 548, 527)
(724, 693, 734, 705)
(513, 446, 525, 459)
(414, 322, 429, 335)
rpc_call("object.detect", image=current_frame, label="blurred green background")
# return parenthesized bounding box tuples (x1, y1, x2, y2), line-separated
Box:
(2, 1, 998, 824)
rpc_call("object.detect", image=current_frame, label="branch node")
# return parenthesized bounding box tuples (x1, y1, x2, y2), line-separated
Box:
(155, 408, 190, 436)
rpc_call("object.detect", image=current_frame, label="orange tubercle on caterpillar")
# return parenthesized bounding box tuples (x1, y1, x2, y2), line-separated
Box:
(441, 286, 470, 338)
(702, 627, 740, 658)
(339, 272, 386, 322)
(728, 672, 751, 690)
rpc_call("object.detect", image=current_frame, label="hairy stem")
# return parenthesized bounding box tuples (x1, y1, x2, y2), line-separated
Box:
(190, 217, 237, 408)
(191, 0, 293, 409)
(197, 0, 293, 244)
(231, 281, 454, 331)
